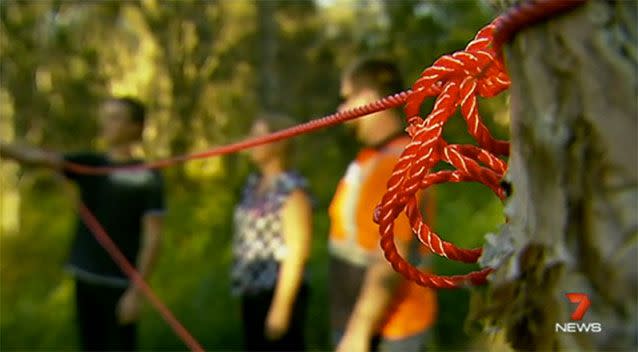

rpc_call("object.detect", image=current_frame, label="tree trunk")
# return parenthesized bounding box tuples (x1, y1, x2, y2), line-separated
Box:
(474, 1, 637, 351)
(257, 1, 279, 110)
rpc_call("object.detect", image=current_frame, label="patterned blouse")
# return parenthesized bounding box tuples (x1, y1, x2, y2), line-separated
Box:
(231, 171, 309, 296)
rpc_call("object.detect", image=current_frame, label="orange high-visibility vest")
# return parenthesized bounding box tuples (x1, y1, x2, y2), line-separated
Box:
(329, 136, 438, 339)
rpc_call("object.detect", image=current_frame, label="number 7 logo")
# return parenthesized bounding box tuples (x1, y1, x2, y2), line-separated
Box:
(565, 293, 591, 321)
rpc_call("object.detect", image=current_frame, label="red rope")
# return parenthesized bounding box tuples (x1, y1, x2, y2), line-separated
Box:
(375, 0, 587, 289)
(77, 202, 205, 352)
(63, 92, 409, 174)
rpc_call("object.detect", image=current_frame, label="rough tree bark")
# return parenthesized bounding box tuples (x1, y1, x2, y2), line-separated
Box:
(474, 1, 637, 351)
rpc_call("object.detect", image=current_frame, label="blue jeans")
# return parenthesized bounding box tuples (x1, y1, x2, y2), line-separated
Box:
(332, 329, 430, 352)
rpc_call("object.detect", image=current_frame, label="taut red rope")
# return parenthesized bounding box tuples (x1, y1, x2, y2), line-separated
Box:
(77, 202, 205, 352)
(63, 92, 410, 174)
(374, 0, 587, 289)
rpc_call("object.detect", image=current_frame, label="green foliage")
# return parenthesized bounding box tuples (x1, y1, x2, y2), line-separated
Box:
(1, 1, 508, 351)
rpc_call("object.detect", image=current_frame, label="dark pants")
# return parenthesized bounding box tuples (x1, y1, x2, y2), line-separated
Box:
(241, 284, 308, 352)
(75, 280, 137, 351)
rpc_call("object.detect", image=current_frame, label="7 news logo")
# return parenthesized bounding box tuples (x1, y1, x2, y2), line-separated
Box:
(555, 293, 602, 333)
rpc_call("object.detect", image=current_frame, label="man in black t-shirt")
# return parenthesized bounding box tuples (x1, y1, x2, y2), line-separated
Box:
(0, 97, 165, 351)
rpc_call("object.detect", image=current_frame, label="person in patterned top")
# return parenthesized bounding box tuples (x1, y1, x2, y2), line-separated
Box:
(231, 112, 313, 351)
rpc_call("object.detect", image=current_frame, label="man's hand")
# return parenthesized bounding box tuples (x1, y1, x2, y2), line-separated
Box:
(336, 327, 371, 352)
(0, 142, 62, 169)
(118, 214, 162, 325)
(117, 289, 142, 325)
(264, 304, 290, 341)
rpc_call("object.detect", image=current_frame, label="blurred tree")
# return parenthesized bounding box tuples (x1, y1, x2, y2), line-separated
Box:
(257, 0, 278, 110)
(135, 1, 232, 177)
(0, 1, 118, 148)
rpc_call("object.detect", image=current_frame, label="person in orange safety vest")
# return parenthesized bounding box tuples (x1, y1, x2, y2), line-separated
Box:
(329, 57, 438, 352)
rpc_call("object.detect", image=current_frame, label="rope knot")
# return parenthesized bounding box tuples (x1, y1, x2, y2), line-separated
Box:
(377, 0, 586, 289)
(405, 116, 424, 137)
(377, 18, 511, 289)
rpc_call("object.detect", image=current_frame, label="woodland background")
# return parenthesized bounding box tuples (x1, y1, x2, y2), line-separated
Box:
(0, 1, 510, 350)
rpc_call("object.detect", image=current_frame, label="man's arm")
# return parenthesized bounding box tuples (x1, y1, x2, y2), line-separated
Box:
(0, 142, 62, 169)
(118, 213, 163, 324)
(135, 213, 164, 281)
(337, 154, 417, 352)
(340, 189, 436, 350)
(336, 240, 410, 352)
